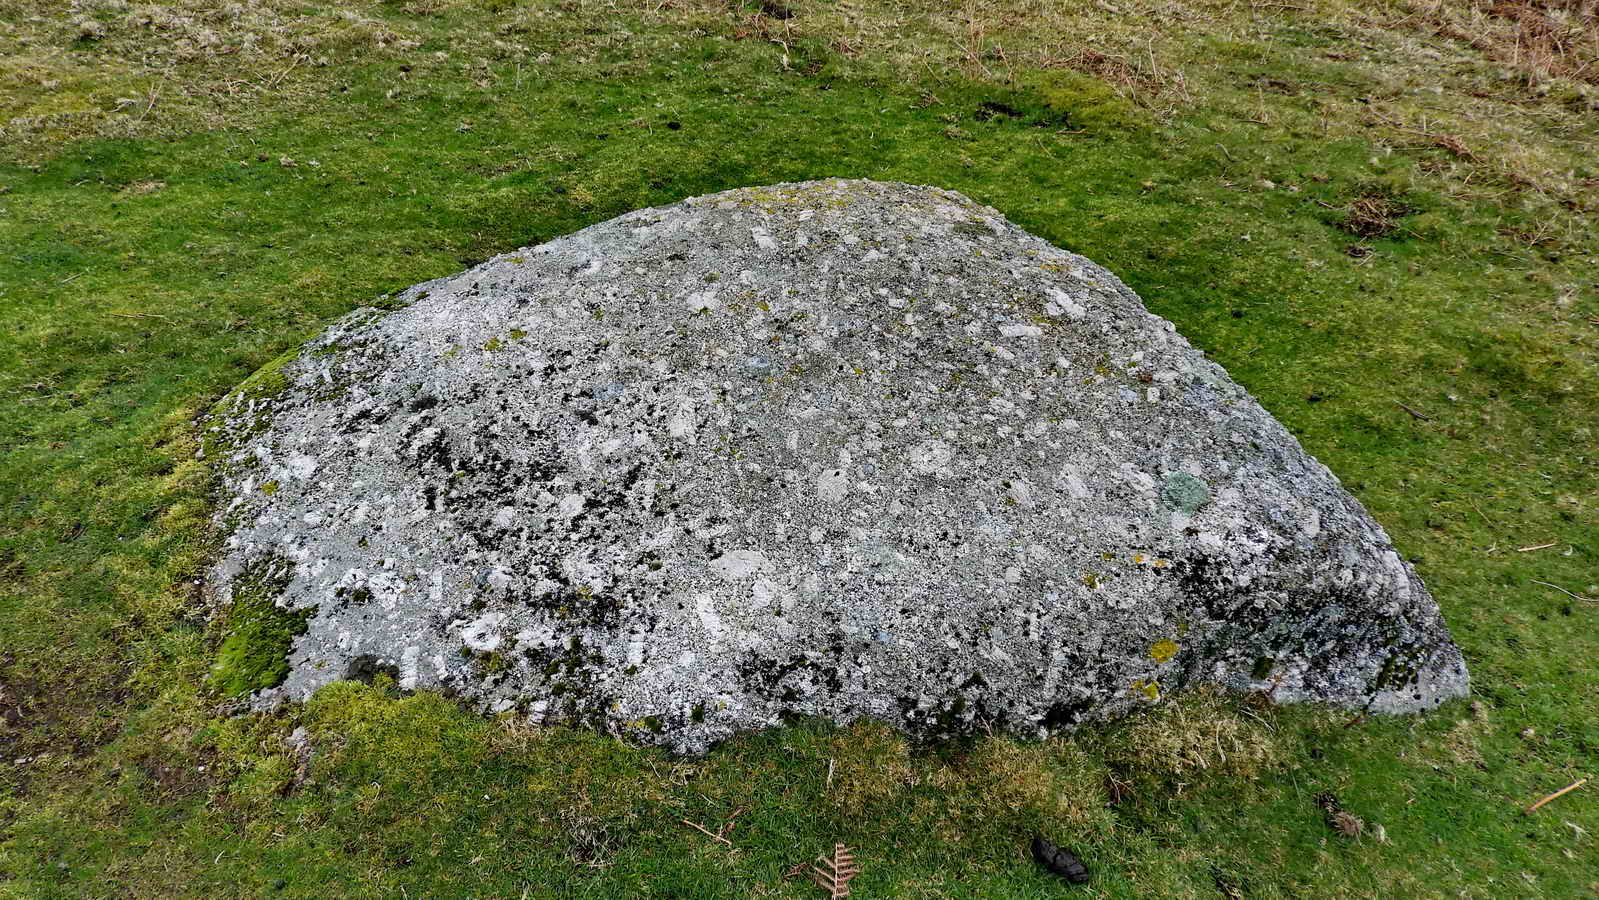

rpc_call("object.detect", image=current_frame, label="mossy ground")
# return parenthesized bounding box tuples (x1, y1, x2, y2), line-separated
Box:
(1, 0, 1595, 896)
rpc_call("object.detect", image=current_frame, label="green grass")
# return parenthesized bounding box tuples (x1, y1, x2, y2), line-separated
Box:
(2, 0, 1596, 896)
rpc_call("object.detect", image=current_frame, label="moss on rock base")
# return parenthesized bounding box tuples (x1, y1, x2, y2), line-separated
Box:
(208, 562, 313, 699)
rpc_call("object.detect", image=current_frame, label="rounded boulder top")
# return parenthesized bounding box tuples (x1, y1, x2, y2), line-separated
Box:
(206, 178, 1468, 754)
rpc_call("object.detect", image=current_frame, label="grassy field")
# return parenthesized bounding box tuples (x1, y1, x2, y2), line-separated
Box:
(1, 0, 1596, 896)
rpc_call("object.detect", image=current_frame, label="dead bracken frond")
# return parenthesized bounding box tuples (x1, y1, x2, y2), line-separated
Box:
(1331, 809, 1366, 838)
(1431, 132, 1478, 161)
(811, 844, 860, 898)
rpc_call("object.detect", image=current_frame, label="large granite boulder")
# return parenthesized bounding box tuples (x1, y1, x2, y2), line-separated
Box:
(205, 179, 1468, 753)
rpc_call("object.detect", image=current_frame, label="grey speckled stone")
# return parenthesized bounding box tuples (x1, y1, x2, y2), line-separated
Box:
(205, 179, 1468, 754)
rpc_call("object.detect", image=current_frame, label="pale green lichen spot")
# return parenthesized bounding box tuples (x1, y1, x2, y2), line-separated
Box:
(1162, 472, 1210, 512)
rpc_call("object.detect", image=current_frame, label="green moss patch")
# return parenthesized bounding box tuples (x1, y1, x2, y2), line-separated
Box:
(207, 561, 314, 699)
(224, 346, 300, 408)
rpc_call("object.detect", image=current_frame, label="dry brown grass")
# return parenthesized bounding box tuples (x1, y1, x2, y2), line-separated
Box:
(1099, 688, 1284, 783)
(824, 720, 1112, 839)
(0, 0, 414, 156)
(1343, 192, 1418, 237)
(825, 720, 915, 816)
(949, 737, 1108, 829)
(7, 0, 1593, 224)
(614, 0, 1593, 221)
(1407, 0, 1599, 84)
(1435, 699, 1492, 766)
(618, 0, 1195, 110)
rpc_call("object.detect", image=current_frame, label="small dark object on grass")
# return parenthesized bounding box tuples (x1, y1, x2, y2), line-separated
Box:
(1031, 835, 1089, 884)
(760, 0, 795, 19)
(975, 100, 1024, 121)
(1212, 866, 1245, 900)
(1316, 791, 1364, 838)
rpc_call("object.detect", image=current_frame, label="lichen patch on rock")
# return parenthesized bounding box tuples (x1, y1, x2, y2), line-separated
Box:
(204, 179, 1468, 754)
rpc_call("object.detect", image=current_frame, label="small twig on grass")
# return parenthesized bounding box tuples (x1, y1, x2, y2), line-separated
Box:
(110, 312, 170, 320)
(681, 818, 733, 847)
(1467, 497, 1494, 527)
(826, 757, 835, 792)
(683, 805, 747, 848)
(1532, 581, 1596, 603)
(265, 56, 303, 91)
(60, 272, 82, 284)
(1516, 543, 1556, 552)
(1526, 778, 1588, 814)
(1395, 400, 1432, 421)
(718, 806, 747, 840)
(135, 77, 164, 125)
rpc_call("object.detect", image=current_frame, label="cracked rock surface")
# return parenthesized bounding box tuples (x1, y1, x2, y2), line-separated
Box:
(206, 179, 1468, 754)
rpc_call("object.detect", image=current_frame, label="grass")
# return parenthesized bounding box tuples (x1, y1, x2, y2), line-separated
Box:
(1, 0, 1596, 896)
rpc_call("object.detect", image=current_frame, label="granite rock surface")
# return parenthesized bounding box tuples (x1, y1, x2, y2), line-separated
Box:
(206, 179, 1469, 753)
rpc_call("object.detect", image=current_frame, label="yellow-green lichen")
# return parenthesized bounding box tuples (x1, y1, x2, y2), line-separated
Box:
(1150, 639, 1180, 664)
(259, 480, 279, 496)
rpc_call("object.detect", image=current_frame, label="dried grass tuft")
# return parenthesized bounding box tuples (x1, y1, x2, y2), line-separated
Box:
(1342, 192, 1416, 237)
(1100, 688, 1282, 782)
(1399, 0, 1599, 84)
(825, 720, 915, 816)
(954, 737, 1108, 829)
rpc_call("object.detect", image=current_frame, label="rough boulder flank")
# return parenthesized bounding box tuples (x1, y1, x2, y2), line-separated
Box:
(206, 179, 1468, 754)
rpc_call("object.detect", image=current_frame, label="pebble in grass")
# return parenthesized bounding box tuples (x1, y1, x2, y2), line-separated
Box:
(204, 179, 1469, 754)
